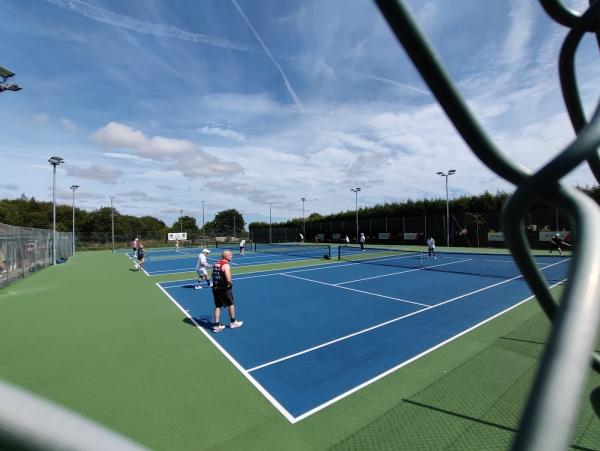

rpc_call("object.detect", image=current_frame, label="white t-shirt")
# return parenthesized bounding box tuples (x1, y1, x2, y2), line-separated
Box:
(196, 253, 208, 270)
(240, 239, 246, 248)
(345, 236, 350, 243)
(359, 234, 365, 243)
(427, 238, 435, 248)
(299, 234, 304, 240)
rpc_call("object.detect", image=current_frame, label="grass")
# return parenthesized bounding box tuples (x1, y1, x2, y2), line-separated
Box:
(0, 248, 595, 450)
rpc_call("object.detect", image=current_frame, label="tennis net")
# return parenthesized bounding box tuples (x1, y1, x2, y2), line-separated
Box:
(254, 243, 331, 259)
(337, 246, 567, 282)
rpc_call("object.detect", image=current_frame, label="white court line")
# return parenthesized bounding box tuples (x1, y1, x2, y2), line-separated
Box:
(291, 276, 568, 422)
(156, 259, 569, 423)
(155, 283, 296, 424)
(159, 261, 363, 287)
(146, 256, 324, 276)
(248, 258, 570, 373)
(120, 250, 150, 276)
(280, 273, 429, 307)
(334, 258, 472, 285)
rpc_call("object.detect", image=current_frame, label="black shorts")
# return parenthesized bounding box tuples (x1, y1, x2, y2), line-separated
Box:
(137, 255, 144, 261)
(212, 288, 234, 308)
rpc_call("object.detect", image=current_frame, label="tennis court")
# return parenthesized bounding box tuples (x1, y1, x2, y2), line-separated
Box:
(133, 244, 333, 276)
(157, 246, 570, 423)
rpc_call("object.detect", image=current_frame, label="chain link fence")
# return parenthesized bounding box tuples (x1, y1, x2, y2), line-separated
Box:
(250, 208, 570, 249)
(0, 222, 73, 288)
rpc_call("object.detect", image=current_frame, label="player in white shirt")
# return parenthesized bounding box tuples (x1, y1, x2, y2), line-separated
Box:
(426, 236, 436, 259)
(195, 249, 213, 290)
(175, 239, 180, 253)
(299, 233, 304, 244)
(239, 239, 246, 256)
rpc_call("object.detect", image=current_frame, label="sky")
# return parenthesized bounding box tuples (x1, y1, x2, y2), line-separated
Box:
(0, 0, 598, 227)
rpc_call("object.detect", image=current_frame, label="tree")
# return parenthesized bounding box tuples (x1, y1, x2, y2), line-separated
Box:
(170, 216, 199, 237)
(204, 209, 245, 236)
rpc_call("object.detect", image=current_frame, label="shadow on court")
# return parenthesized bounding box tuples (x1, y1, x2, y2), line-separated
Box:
(183, 316, 213, 331)
(591, 387, 600, 419)
(401, 399, 597, 451)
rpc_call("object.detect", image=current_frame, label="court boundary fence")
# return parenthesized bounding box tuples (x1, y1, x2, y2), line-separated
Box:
(0, 222, 72, 288)
(375, 1, 600, 450)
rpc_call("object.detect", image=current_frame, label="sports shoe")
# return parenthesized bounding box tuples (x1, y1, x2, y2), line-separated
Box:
(194, 285, 202, 290)
(209, 283, 213, 288)
(229, 320, 244, 329)
(213, 324, 225, 333)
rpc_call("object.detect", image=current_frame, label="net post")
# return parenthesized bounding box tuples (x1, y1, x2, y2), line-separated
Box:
(337, 245, 341, 261)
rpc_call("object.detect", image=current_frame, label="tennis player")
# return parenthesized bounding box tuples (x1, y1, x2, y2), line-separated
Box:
(427, 236, 436, 259)
(239, 239, 246, 256)
(299, 233, 304, 244)
(344, 235, 350, 246)
(136, 244, 145, 271)
(175, 239, 180, 253)
(211, 250, 243, 333)
(550, 233, 571, 256)
(194, 248, 212, 290)
(359, 232, 366, 251)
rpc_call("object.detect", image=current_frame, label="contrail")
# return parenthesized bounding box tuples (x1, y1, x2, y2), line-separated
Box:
(231, 0, 305, 112)
(361, 73, 431, 95)
(44, 0, 256, 53)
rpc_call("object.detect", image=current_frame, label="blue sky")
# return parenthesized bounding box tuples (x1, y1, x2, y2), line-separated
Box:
(0, 0, 597, 227)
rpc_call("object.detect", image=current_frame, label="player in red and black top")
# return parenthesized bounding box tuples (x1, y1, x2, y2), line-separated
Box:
(211, 250, 243, 333)
(550, 233, 571, 256)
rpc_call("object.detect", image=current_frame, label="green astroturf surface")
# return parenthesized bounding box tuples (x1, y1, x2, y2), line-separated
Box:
(0, 249, 596, 450)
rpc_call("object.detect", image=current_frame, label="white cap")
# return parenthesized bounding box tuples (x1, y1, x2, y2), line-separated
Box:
(202, 248, 211, 254)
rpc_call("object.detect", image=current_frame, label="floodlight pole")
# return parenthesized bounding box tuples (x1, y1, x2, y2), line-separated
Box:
(110, 196, 115, 253)
(70, 185, 79, 255)
(437, 170, 456, 247)
(351, 188, 361, 244)
(268, 202, 273, 244)
(179, 209, 183, 234)
(301, 197, 306, 236)
(48, 156, 64, 265)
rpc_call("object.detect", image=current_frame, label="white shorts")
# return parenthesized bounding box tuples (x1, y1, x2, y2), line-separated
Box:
(197, 267, 208, 277)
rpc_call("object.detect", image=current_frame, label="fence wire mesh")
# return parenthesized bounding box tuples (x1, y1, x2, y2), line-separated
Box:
(374, 1, 600, 450)
(0, 222, 72, 288)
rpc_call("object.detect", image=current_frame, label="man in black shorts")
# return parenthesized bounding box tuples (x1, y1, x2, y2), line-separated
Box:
(211, 250, 243, 333)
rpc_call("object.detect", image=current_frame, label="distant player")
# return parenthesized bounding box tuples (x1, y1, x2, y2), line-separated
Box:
(195, 248, 212, 290)
(427, 236, 436, 259)
(175, 239, 180, 253)
(211, 250, 243, 333)
(359, 233, 366, 251)
(131, 237, 139, 257)
(550, 233, 571, 256)
(344, 235, 350, 246)
(136, 244, 145, 271)
(299, 233, 304, 244)
(239, 239, 246, 256)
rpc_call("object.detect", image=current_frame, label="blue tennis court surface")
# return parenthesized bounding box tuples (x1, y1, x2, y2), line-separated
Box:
(157, 251, 570, 423)
(132, 246, 331, 276)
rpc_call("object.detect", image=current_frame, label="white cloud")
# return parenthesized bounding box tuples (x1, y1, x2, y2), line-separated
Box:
(33, 113, 49, 126)
(198, 126, 245, 142)
(0, 183, 18, 190)
(60, 118, 77, 132)
(117, 190, 165, 203)
(156, 184, 176, 191)
(91, 122, 242, 178)
(65, 163, 124, 184)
